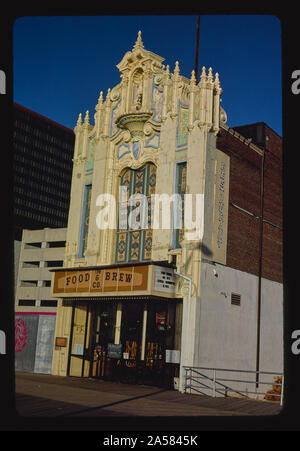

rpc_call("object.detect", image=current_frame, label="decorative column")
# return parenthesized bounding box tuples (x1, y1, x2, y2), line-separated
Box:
(95, 91, 103, 139)
(120, 72, 129, 115)
(141, 305, 148, 361)
(103, 88, 111, 138)
(73, 113, 82, 160)
(171, 61, 180, 118)
(81, 110, 90, 159)
(143, 63, 153, 113)
(213, 72, 222, 135)
(198, 66, 207, 126)
(205, 67, 214, 129)
(114, 303, 122, 344)
(188, 70, 197, 130)
(162, 64, 171, 121)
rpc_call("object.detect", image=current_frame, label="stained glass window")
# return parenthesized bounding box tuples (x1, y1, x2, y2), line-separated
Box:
(175, 162, 187, 249)
(78, 184, 92, 258)
(115, 163, 156, 263)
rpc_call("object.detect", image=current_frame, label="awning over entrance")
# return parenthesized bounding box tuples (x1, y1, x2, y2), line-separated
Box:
(51, 262, 179, 299)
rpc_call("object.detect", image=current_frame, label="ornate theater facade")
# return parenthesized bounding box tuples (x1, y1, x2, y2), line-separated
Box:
(50, 31, 283, 392)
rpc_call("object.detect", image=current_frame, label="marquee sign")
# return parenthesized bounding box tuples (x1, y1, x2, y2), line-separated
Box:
(51, 263, 178, 298)
(52, 265, 149, 296)
(211, 149, 230, 265)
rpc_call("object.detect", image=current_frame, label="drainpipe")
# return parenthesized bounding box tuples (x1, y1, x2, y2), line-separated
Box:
(256, 145, 266, 389)
(174, 271, 192, 393)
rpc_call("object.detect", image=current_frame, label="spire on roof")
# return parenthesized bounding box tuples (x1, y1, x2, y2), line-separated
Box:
(190, 69, 196, 87)
(95, 91, 103, 113)
(207, 67, 213, 84)
(84, 110, 89, 124)
(76, 113, 82, 126)
(199, 66, 206, 86)
(174, 60, 180, 76)
(133, 30, 144, 50)
(214, 72, 221, 90)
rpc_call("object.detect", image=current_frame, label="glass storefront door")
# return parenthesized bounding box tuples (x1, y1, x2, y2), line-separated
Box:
(69, 298, 179, 388)
(118, 299, 177, 387)
(143, 299, 176, 387)
(89, 301, 118, 379)
(119, 301, 144, 384)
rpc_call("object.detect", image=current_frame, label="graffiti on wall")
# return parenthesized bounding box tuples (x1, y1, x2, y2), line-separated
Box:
(15, 318, 28, 353)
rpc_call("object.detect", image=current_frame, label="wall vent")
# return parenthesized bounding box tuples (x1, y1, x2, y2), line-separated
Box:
(231, 293, 241, 306)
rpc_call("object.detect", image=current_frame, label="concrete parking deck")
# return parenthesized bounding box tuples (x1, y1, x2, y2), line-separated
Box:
(15, 371, 282, 418)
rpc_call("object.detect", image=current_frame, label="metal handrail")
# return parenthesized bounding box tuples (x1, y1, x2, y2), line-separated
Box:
(185, 368, 247, 399)
(183, 366, 284, 406)
(188, 374, 225, 397)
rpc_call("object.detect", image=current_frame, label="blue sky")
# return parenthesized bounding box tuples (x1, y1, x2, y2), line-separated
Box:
(13, 15, 282, 136)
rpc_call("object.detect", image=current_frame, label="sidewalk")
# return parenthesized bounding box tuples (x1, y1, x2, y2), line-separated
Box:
(15, 371, 282, 418)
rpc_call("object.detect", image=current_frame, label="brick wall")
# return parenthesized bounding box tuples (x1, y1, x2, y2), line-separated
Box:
(217, 124, 283, 283)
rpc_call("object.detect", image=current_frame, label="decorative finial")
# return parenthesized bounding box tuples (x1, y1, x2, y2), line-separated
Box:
(105, 88, 111, 103)
(96, 91, 103, 111)
(190, 70, 196, 87)
(133, 30, 144, 50)
(214, 72, 220, 89)
(76, 113, 82, 126)
(207, 67, 213, 83)
(84, 110, 89, 125)
(174, 61, 180, 75)
(199, 66, 206, 85)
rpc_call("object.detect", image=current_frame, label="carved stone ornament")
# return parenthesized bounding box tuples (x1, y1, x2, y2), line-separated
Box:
(132, 139, 141, 159)
(220, 106, 227, 124)
(143, 121, 153, 136)
(110, 86, 121, 102)
(72, 155, 87, 166)
(154, 73, 164, 89)
(115, 111, 153, 140)
(123, 129, 131, 143)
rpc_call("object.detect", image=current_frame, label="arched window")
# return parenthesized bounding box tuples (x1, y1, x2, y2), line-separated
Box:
(115, 162, 156, 263)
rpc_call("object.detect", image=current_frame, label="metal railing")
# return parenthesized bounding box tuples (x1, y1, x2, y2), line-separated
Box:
(183, 366, 284, 406)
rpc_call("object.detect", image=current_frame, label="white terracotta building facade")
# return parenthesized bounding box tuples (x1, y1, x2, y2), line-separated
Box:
(50, 32, 283, 397)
